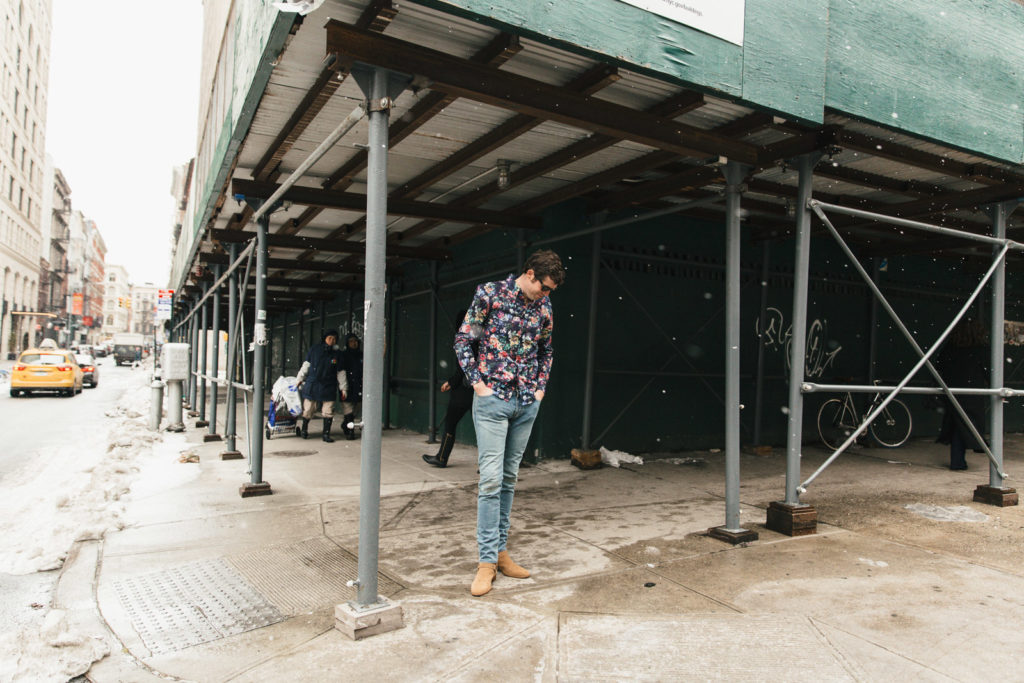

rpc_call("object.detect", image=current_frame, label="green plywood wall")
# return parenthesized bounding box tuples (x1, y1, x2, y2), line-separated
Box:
(426, 0, 1024, 162)
(825, 0, 1024, 163)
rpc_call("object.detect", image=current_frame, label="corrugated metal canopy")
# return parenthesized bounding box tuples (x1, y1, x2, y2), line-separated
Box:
(183, 0, 1024, 302)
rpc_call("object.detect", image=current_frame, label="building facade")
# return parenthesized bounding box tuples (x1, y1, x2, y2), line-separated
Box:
(0, 0, 51, 356)
(37, 152, 68, 342)
(129, 282, 158, 338)
(66, 210, 105, 345)
(102, 262, 129, 335)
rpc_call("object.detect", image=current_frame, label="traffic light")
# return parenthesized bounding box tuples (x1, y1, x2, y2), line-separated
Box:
(118, 297, 123, 308)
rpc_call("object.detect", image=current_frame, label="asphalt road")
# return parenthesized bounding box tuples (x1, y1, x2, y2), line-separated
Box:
(0, 356, 130, 478)
(0, 356, 134, 633)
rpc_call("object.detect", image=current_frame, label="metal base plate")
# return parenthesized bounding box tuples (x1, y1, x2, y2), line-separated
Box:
(708, 525, 759, 545)
(766, 501, 817, 537)
(973, 485, 1019, 507)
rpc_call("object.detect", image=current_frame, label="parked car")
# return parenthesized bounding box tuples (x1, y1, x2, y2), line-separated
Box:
(10, 348, 84, 397)
(75, 353, 100, 388)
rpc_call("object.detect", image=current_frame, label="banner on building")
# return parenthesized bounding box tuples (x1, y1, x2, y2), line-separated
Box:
(83, 315, 94, 328)
(156, 289, 174, 321)
(617, 0, 745, 45)
(71, 292, 83, 316)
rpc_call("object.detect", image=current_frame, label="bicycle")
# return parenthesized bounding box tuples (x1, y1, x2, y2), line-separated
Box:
(816, 382, 913, 449)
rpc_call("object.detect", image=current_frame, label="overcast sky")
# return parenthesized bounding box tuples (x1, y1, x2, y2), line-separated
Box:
(46, 0, 203, 287)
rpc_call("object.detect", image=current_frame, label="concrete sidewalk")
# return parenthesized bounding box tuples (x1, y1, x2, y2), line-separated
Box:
(61, 411, 1024, 681)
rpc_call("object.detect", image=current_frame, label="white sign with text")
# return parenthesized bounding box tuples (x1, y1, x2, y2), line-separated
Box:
(618, 0, 745, 46)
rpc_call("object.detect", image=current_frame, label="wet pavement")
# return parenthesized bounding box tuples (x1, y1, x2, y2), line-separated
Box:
(61, 410, 1024, 681)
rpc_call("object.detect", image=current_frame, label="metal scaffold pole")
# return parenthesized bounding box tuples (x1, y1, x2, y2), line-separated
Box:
(240, 208, 272, 498)
(222, 244, 242, 459)
(197, 282, 209, 428)
(206, 265, 222, 442)
(766, 152, 821, 537)
(187, 306, 199, 414)
(427, 261, 438, 444)
(709, 160, 757, 544)
(974, 201, 1018, 507)
(337, 64, 406, 639)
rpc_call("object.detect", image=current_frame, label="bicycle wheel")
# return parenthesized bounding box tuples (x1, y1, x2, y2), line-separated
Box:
(869, 398, 912, 448)
(817, 398, 855, 451)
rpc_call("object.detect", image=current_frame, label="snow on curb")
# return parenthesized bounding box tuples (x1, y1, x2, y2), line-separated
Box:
(0, 366, 195, 681)
(0, 609, 109, 683)
(0, 371, 163, 575)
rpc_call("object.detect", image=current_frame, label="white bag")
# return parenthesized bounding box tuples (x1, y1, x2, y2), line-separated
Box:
(272, 375, 302, 416)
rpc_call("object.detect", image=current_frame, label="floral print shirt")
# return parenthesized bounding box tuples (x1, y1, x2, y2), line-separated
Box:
(454, 275, 554, 406)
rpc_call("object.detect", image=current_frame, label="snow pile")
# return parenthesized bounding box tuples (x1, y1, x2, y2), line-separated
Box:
(599, 447, 644, 468)
(0, 371, 159, 575)
(0, 609, 109, 683)
(0, 367, 198, 680)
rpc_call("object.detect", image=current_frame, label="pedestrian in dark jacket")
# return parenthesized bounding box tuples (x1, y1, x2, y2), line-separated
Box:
(423, 310, 474, 468)
(295, 329, 347, 442)
(340, 333, 363, 440)
(936, 319, 988, 470)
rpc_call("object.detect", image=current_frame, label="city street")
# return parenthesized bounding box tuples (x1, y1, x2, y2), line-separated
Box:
(0, 358, 154, 679)
(0, 357, 126, 478)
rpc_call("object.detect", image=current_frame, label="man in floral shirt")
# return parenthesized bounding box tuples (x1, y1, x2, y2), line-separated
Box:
(454, 249, 565, 596)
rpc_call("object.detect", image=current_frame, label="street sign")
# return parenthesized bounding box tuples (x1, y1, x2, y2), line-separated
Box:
(156, 289, 174, 320)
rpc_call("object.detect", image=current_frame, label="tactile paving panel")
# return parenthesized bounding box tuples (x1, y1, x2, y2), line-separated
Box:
(113, 558, 284, 655)
(228, 537, 402, 615)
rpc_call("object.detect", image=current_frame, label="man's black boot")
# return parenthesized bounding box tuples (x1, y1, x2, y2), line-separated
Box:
(322, 418, 335, 443)
(343, 413, 356, 440)
(423, 432, 455, 468)
(300, 418, 309, 439)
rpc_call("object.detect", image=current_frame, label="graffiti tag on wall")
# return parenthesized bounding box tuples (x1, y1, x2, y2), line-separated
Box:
(755, 307, 842, 379)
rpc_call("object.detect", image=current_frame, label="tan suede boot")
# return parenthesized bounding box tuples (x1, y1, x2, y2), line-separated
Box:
(497, 550, 531, 579)
(471, 562, 497, 596)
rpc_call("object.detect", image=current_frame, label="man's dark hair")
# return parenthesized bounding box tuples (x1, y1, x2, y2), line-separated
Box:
(523, 249, 565, 286)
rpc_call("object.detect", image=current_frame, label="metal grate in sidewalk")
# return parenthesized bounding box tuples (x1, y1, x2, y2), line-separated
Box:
(113, 558, 284, 655)
(227, 536, 403, 615)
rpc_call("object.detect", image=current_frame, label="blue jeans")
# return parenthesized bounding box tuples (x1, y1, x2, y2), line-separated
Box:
(473, 392, 540, 563)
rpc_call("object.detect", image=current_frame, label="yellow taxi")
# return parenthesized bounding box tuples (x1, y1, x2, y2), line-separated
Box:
(10, 344, 84, 397)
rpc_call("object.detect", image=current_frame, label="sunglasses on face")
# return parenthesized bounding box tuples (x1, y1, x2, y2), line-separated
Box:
(533, 277, 554, 294)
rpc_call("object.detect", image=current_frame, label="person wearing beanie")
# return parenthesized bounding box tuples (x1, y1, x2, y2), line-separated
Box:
(295, 329, 347, 442)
